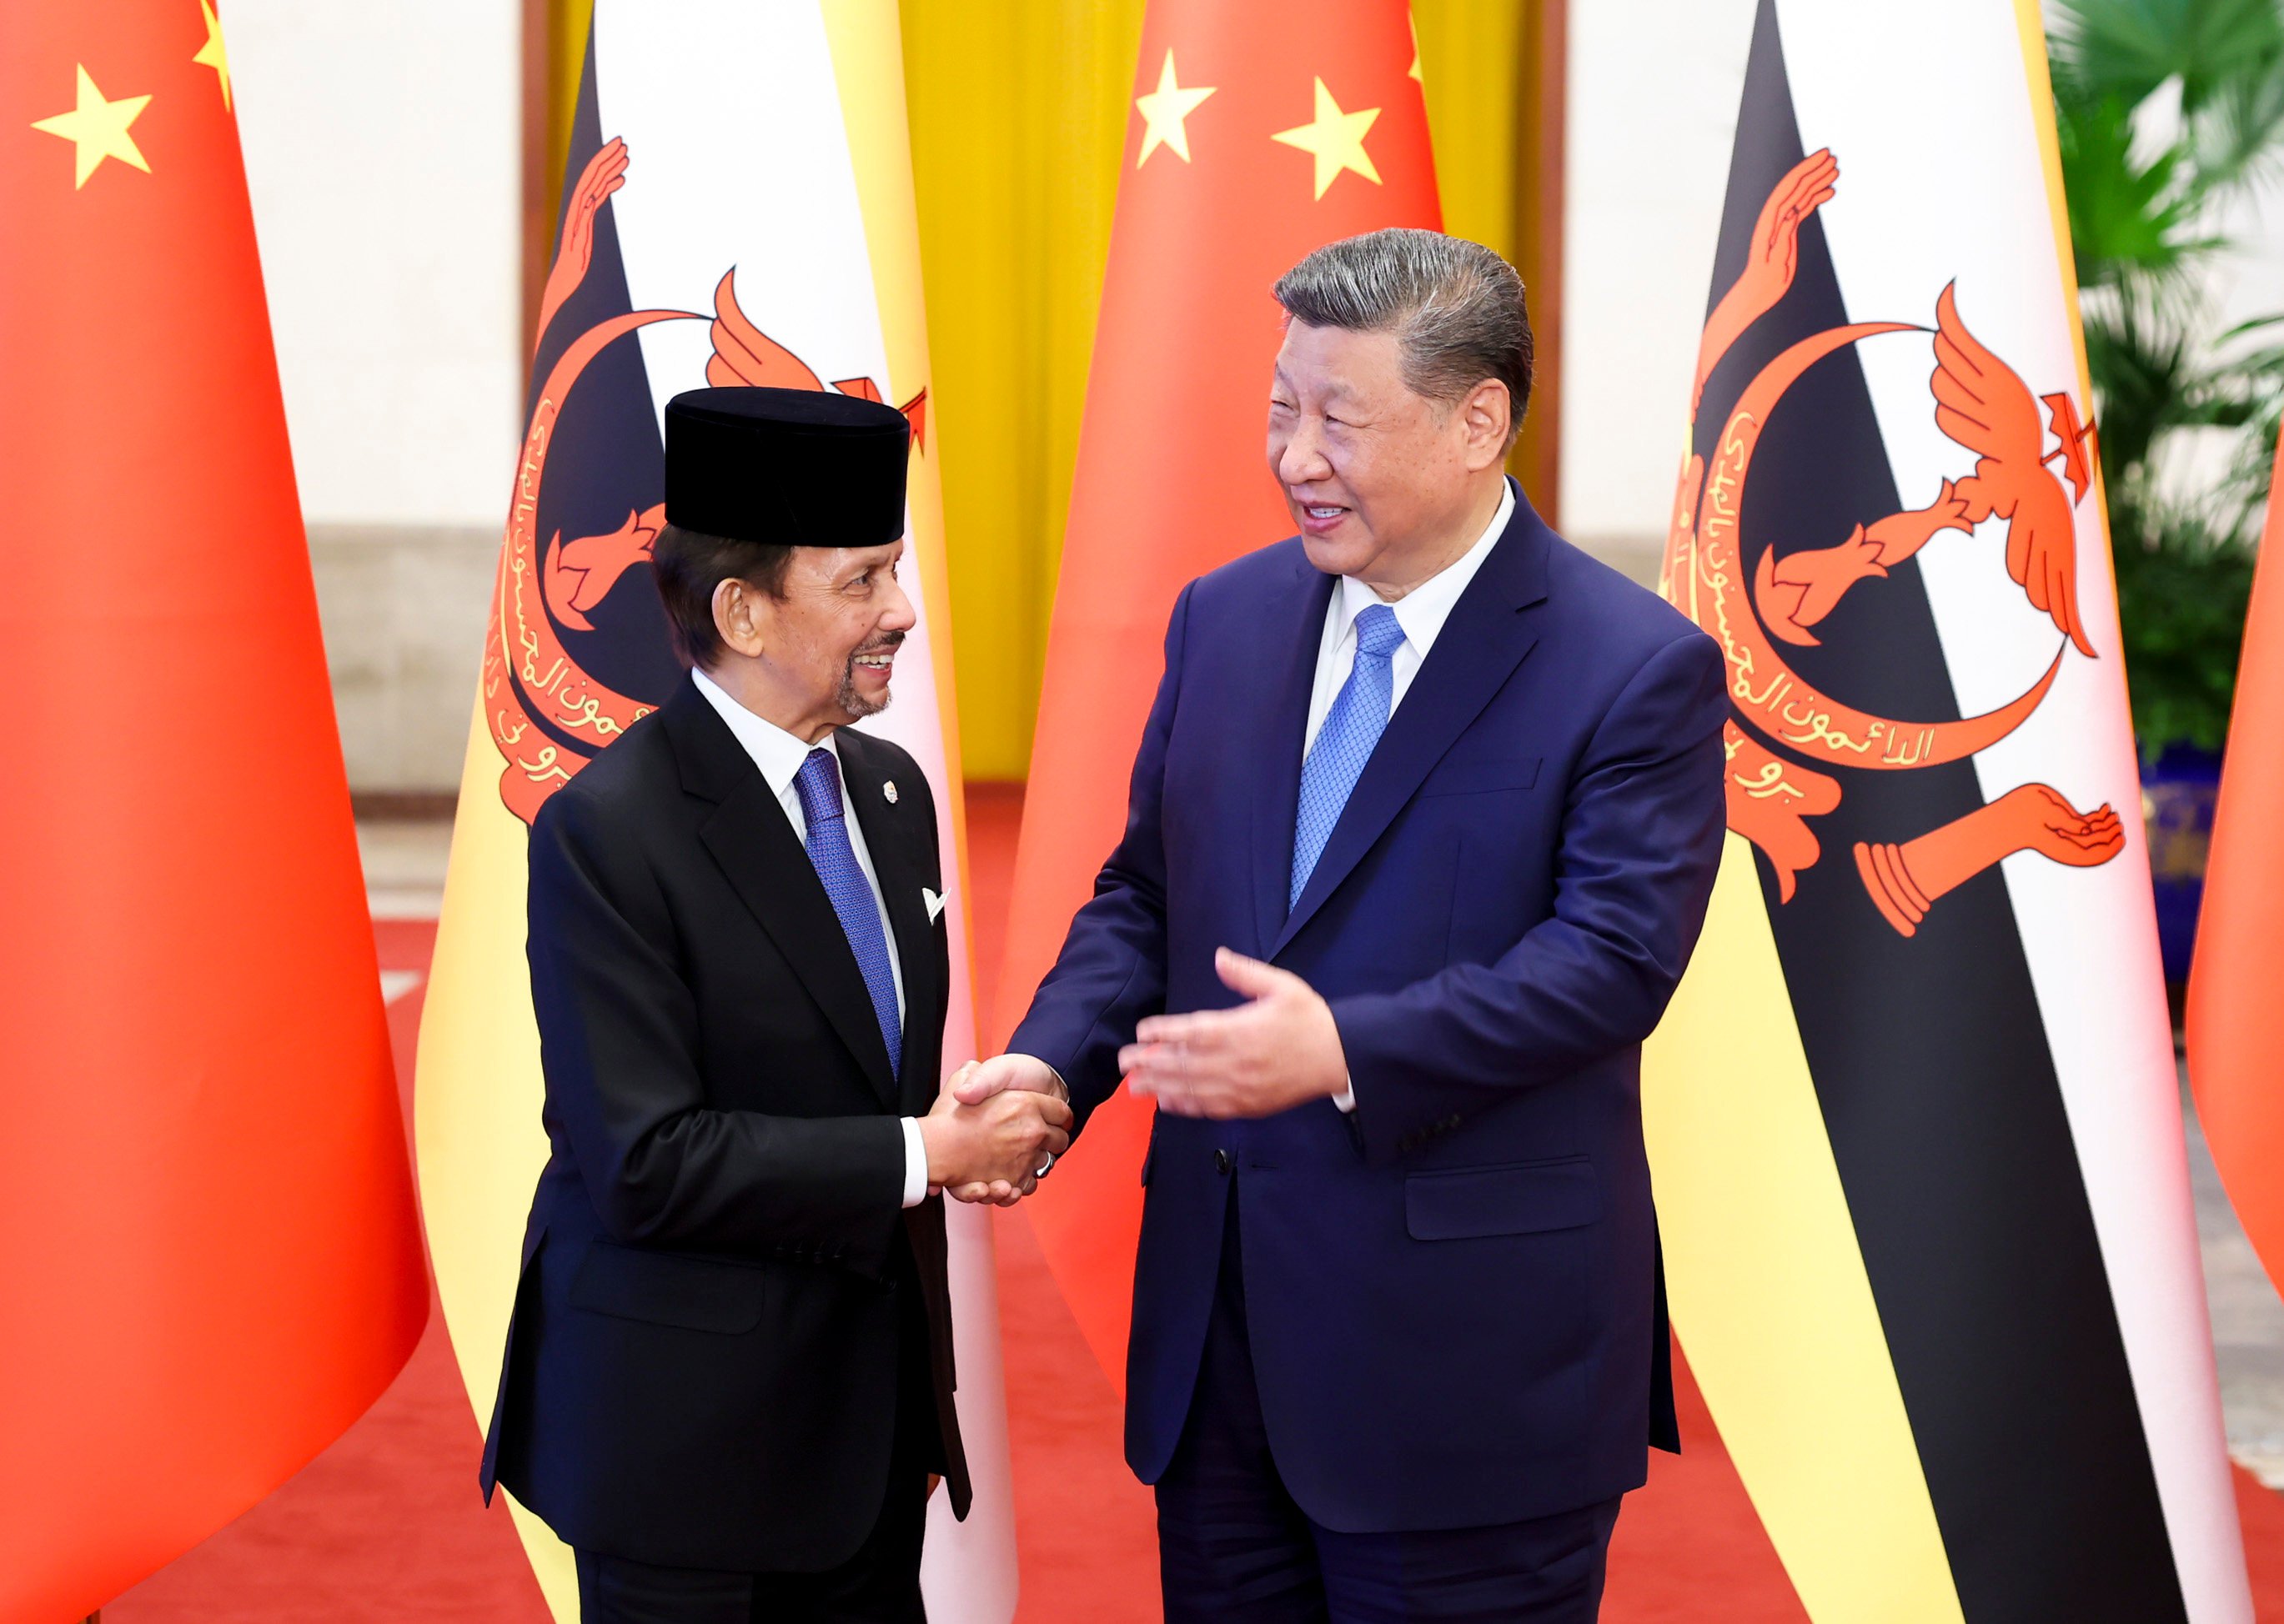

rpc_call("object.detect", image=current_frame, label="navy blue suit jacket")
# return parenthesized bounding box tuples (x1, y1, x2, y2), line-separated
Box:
(1009, 484, 1728, 1533)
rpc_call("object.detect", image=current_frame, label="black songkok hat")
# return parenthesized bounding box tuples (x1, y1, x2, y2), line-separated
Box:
(664, 386, 910, 546)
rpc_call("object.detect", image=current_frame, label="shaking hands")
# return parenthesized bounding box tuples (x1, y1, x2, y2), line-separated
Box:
(919, 1067, 1071, 1208)
(928, 950, 1348, 1207)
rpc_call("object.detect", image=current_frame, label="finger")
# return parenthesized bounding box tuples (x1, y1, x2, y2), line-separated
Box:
(1134, 1011, 1213, 1045)
(1041, 1126, 1072, 1158)
(1129, 1061, 1189, 1103)
(1185, 1080, 1246, 1120)
(953, 1064, 1011, 1105)
(1214, 946, 1290, 1001)
(951, 1183, 992, 1203)
(1123, 1037, 1207, 1074)
(1133, 1021, 1232, 1058)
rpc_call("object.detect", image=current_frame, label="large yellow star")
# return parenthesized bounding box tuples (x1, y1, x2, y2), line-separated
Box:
(31, 65, 153, 189)
(1408, 17, 1424, 85)
(195, 0, 233, 112)
(1134, 49, 1215, 168)
(1271, 78, 1382, 201)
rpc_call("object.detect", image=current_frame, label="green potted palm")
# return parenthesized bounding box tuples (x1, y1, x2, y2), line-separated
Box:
(2051, 0, 2284, 982)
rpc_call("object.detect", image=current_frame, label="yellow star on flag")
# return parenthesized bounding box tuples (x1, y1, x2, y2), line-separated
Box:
(1272, 78, 1382, 201)
(196, 0, 233, 111)
(31, 65, 153, 189)
(1408, 17, 1423, 84)
(1135, 49, 1215, 168)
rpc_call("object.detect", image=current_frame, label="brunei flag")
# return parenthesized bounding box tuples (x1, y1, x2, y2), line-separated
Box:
(413, 6, 1017, 1617)
(1641, 2, 2254, 1619)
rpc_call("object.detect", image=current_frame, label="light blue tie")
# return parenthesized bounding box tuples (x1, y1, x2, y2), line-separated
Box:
(794, 748, 901, 1079)
(1292, 602, 1407, 909)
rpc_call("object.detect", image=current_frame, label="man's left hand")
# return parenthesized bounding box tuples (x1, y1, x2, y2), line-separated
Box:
(1121, 948, 1348, 1119)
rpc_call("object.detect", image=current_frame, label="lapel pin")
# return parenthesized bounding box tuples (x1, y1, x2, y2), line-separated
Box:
(882, 779, 899, 804)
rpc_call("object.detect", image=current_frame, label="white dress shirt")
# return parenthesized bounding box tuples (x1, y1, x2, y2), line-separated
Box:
(1303, 479, 1516, 1114)
(691, 668, 928, 1209)
(1016, 485, 1517, 1129)
(1304, 479, 1515, 753)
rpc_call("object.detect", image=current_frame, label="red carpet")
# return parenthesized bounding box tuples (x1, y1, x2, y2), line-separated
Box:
(99, 787, 2284, 1621)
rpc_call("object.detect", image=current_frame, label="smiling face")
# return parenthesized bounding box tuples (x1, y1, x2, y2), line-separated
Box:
(709, 539, 914, 742)
(1266, 320, 1513, 597)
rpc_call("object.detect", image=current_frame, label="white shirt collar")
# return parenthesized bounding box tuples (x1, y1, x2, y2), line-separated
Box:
(1333, 478, 1515, 657)
(690, 665, 840, 799)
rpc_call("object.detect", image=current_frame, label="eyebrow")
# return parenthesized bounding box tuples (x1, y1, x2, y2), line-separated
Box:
(839, 544, 902, 579)
(1271, 368, 1359, 404)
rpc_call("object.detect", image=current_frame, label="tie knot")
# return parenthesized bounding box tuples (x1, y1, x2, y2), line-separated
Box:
(794, 748, 845, 829)
(1353, 602, 1405, 660)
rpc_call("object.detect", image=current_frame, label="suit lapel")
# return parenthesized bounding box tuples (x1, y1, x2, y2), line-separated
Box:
(1272, 486, 1553, 958)
(839, 731, 943, 1116)
(664, 681, 901, 1106)
(1250, 558, 1338, 955)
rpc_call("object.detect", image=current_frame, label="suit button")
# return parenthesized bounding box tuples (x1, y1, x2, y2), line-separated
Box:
(1214, 1149, 1232, 1175)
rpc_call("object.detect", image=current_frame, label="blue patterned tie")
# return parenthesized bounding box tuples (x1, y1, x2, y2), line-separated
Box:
(795, 748, 901, 1078)
(1292, 602, 1407, 909)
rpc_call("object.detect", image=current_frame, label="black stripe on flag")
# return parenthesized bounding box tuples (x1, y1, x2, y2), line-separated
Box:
(516, 25, 681, 748)
(1698, 6, 2186, 1616)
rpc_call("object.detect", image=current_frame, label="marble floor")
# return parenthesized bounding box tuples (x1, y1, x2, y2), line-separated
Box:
(2191, 1062, 2284, 1486)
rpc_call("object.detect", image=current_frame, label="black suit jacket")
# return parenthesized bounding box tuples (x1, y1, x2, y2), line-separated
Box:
(480, 674, 968, 1573)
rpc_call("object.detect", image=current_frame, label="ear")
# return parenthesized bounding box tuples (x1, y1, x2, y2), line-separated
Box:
(1458, 378, 1512, 472)
(711, 576, 771, 659)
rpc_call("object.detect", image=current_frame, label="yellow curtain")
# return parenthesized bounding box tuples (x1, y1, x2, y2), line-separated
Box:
(903, 0, 1548, 776)
(533, 0, 1549, 779)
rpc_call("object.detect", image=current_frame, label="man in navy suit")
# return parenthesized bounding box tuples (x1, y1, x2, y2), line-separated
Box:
(957, 229, 1728, 1620)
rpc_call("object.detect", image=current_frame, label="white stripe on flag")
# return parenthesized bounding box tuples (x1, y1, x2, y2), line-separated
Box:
(1777, 2, 2247, 1614)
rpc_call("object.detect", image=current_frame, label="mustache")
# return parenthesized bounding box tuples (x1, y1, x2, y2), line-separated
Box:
(850, 630, 907, 659)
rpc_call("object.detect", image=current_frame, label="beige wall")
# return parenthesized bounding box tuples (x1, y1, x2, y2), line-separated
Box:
(1560, 0, 1756, 575)
(240, 1, 2282, 794)
(229, 0, 522, 794)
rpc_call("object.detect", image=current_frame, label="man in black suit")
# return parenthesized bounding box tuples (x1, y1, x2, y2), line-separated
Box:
(483, 387, 1071, 1623)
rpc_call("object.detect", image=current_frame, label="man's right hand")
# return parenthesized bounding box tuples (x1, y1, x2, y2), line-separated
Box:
(951, 1052, 1065, 1108)
(943, 1055, 1071, 1205)
(918, 1083, 1071, 1204)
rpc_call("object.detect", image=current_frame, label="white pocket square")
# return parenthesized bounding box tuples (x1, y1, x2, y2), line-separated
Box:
(922, 887, 947, 923)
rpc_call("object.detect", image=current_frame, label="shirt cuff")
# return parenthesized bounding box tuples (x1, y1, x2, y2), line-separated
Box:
(1025, 1057, 1071, 1102)
(900, 1117, 929, 1208)
(1333, 1073, 1357, 1114)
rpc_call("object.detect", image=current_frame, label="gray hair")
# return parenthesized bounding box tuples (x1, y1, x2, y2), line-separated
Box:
(1272, 228, 1532, 447)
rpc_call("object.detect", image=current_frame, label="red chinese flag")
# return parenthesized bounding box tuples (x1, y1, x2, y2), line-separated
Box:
(2189, 424, 2284, 1298)
(0, 4, 426, 1616)
(996, 0, 1438, 1384)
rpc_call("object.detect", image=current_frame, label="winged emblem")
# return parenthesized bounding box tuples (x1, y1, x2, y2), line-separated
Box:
(1663, 149, 2121, 934)
(481, 138, 926, 824)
